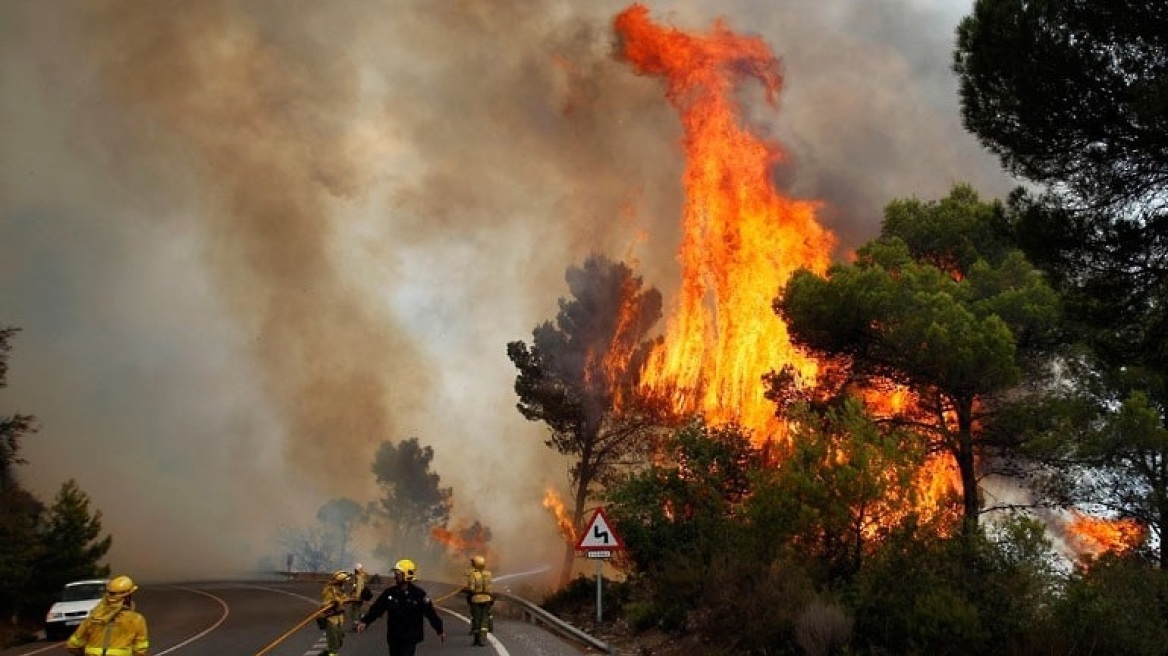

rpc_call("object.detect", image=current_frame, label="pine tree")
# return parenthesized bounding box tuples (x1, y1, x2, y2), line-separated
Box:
(34, 480, 112, 603)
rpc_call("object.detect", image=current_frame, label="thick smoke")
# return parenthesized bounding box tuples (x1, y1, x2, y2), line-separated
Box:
(0, 0, 1011, 581)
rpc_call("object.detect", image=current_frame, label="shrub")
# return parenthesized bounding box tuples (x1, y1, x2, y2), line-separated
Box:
(796, 597, 854, 656)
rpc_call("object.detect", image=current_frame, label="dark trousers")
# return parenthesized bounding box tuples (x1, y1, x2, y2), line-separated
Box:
(387, 640, 418, 656)
(323, 620, 345, 655)
(470, 602, 491, 638)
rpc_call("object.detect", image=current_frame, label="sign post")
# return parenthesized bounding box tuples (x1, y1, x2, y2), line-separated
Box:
(575, 507, 625, 623)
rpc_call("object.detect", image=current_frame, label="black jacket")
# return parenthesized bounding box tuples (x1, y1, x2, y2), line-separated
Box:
(360, 583, 444, 644)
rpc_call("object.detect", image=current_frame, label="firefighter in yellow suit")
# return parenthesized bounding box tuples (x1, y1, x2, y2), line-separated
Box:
(461, 555, 493, 646)
(345, 563, 370, 630)
(319, 570, 355, 656)
(66, 575, 149, 656)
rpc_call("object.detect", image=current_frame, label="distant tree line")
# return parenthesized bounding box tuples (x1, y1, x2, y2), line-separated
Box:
(271, 436, 471, 579)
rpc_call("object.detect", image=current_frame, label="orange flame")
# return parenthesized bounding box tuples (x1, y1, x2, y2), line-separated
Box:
(614, 4, 834, 443)
(606, 5, 964, 533)
(430, 522, 494, 561)
(1067, 511, 1145, 556)
(543, 487, 577, 544)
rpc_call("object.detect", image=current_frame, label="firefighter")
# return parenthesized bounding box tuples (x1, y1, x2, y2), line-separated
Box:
(65, 575, 149, 656)
(461, 555, 493, 646)
(345, 563, 371, 631)
(318, 570, 355, 656)
(356, 558, 445, 656)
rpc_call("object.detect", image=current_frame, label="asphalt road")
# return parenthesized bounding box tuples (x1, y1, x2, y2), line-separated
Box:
(3, 580, 594, 656)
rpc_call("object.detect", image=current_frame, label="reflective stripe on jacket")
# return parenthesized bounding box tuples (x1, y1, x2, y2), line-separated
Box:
(66, 607, 149, 656)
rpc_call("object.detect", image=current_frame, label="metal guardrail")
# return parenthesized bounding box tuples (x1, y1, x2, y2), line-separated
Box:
(494, 591, 616, 655)
(290, 571, 616, 654)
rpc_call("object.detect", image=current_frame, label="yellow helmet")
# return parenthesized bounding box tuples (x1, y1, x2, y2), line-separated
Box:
(393, 559, 417, 582)
(471, 555, 486, 570)
(106, 576, 138, 599)
(330, 570, 351, 584)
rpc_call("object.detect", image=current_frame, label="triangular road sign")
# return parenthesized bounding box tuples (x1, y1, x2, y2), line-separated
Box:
(575, 507, 624, 550)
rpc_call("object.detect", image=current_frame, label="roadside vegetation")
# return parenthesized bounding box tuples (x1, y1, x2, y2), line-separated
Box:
(518, 2, 1168, 653)
(0, 327, 112, 648)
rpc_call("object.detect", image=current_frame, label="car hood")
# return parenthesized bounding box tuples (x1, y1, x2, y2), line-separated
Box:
(48, 599, 101, 617)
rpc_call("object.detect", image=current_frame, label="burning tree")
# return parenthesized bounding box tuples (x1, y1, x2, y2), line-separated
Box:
(614, 3, 835, 443)
(777, 185, 1063, 537)
(430, 521, 493, 563)
(507, 253, 664, 585)
(367, 437, 452, 567)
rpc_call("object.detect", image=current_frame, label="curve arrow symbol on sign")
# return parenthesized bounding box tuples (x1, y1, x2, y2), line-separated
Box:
(576, 507, 625, 551)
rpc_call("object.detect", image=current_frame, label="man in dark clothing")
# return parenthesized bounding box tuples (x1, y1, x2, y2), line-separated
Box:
(356, 558, 445, 656)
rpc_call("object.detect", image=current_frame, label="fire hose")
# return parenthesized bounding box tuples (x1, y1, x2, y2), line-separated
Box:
(252, 603, 334, 656)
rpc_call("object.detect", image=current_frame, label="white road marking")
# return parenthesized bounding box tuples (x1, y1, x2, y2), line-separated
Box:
(305, 633, 327, 655)
(14, 586, 233, 656)
(438, 608, 510, 655)
(242, 584, 320, 606)
(154, 586, 230, 655)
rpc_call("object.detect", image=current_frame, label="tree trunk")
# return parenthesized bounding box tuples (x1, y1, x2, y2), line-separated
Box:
(955, 403, 980, 537)
(558, 478, 590, 587)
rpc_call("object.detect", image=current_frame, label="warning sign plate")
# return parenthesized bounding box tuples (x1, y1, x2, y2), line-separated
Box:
(575, 507, 625, 551)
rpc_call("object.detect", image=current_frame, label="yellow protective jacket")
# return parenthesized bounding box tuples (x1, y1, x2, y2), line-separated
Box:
(351, 570, 368, 602)
(320, 583, 350, 625)
(66, 599, 149, 656)
(464, 569, 493, 604)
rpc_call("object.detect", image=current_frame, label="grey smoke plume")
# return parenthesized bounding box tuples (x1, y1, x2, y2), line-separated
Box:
(0, 0, 1011, 581)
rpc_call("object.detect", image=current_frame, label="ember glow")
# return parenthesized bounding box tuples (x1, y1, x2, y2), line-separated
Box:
(543, 487, 578, 544)
(430, 523, 493, 559)
(1067, 511, 1146, 557)
(614, 5, 835, 442)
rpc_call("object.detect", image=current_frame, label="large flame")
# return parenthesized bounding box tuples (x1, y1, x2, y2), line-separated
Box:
(543, 487, 578, 544)
(605, 5, 965, 535)
(614, 4, 835, 442)
(430, 522, 493, 559)
(1067, 511, 1146, 557)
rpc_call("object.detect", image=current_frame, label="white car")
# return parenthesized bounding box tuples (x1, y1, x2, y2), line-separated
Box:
(44, 579, 108, 641)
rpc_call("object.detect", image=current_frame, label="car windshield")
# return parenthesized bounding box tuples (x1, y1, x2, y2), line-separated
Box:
(61, 583, 106, 602)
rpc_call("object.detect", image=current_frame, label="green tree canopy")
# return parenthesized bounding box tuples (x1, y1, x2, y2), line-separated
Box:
(0, 485, 43, 629)
(28, 479, 112, 616)
(776, 185, 1061, 535)
(955, 1, 1168, 213)
(956, 0, 1168, 383)
(605, 420, 762, 624)
(748, 397, 927, 582)
(956, 0, 1168, 568)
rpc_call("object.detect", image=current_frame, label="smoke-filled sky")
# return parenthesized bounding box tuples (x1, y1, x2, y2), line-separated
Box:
(0, 0, 1014, 582)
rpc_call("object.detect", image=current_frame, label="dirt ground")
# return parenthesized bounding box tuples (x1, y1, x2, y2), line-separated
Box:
(558, 609, 702, 656)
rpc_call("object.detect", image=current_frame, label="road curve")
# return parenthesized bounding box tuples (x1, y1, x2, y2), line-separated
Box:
(2, 579, 590, 656)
